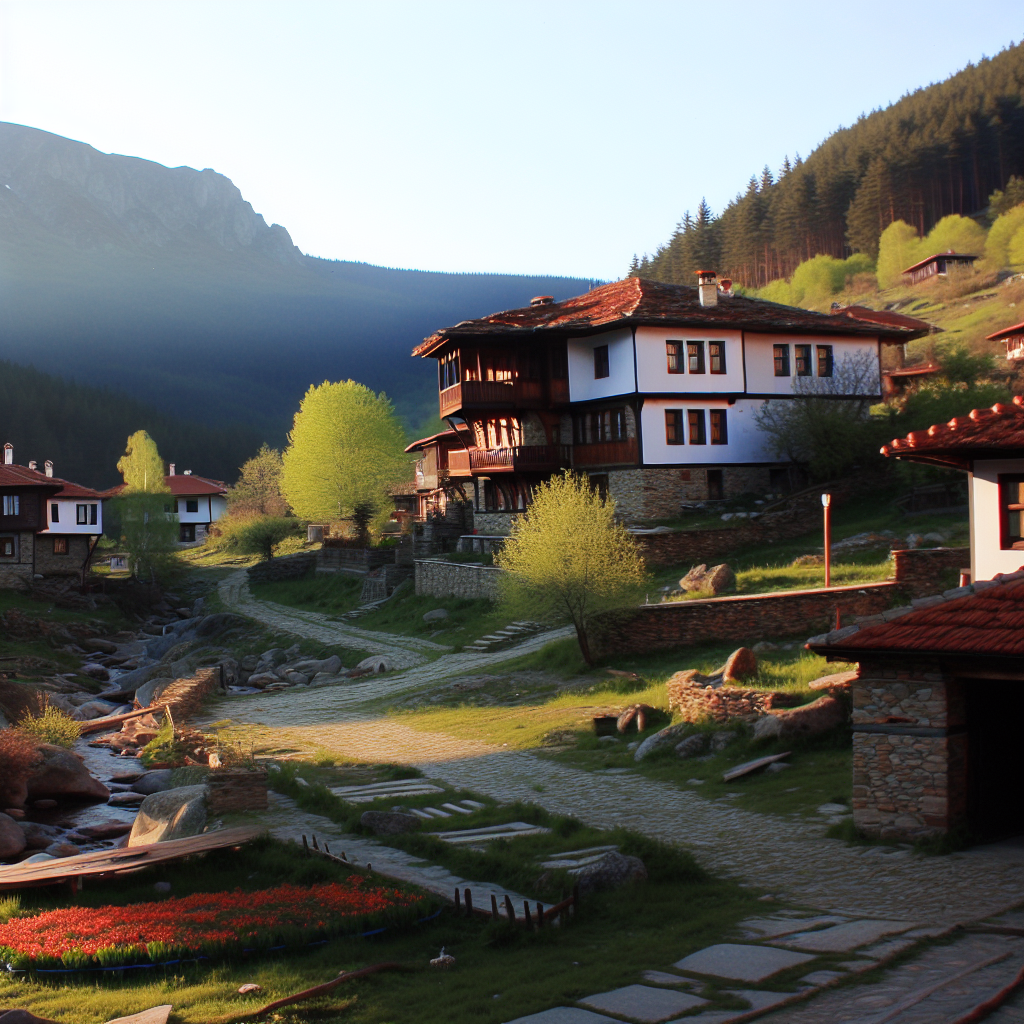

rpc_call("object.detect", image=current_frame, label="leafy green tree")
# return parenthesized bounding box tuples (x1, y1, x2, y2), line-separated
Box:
(281, 381, 409, 531)
(228, 444, 288, 516)
(923, 214, 987, 259)
(113, 492, 179, 580)
(984, 204, 1024, 268)
(232, 515, 301, 561)
(494, 472, 647, 666)
(989, 176, 1024, 218)
(876, 221, 922, 288)
(116, 430, 168, 493)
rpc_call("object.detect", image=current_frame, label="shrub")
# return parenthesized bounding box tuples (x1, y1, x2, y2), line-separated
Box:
(18, 704, 79, 748)
(0, 729, 42, 784)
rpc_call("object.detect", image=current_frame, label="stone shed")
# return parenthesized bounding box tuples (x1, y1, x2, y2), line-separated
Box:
(808, 571, 1024, 842)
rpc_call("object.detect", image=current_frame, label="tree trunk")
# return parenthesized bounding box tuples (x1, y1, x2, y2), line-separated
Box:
(573, 621, 594, 666)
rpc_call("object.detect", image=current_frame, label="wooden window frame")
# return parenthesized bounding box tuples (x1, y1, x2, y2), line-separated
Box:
(709, 341, 726, 374)
(593, 345, 610, 379)
(76, 503, 88, 525)
(795, 344, 812, 376)
(666, 341, 682, 374)
(817, 344, 834, 377)
(687, 341, 705, 374)
(2, 495, 19, 516)
(50, 502, 59, 524)
(710, 409, 728, 444)
(53, 536, 68, 555)
(688, 409, 707, 445)
(185, 499, 199, 514)
(774, 344, 791, 377)
(665, 409, 684, 445)
(999, 474, 1024, 550)
(0, 535, 14, 558)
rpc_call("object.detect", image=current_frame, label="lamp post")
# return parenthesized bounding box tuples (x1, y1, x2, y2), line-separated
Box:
(822, 492, 832, 588)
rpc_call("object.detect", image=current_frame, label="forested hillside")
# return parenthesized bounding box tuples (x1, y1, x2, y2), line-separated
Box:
(633, 41, 1024, 287)
(0, 360, 262, 489)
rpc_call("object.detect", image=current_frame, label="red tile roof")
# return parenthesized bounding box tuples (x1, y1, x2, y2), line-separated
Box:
(413, 278, 932, 357)
(806, 571, 1024, 660)
(832, 305, 939, 333)
(881, 395, 1024, 470)
(987, 320, 1024, 342)
(901, 251, 979, 275)
(0, 464, 104, 499)
(404, 426, 472, 454)
(103, 474, 227, 498)
(883, 363, 941, 379)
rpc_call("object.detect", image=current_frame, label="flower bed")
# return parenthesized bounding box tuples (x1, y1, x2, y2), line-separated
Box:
(0, 878, 423, 971)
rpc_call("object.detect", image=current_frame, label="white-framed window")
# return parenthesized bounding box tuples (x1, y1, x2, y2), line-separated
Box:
(2, 495, 19, 516)
(50, 502, 59, 523)
(0, 535, 15, 558)
(185, 499, 199, 514)
(76, 503, 98, 526)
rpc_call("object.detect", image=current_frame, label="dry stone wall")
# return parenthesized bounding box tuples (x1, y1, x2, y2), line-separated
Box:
(247, 553, 316, 584)
(666, 671, 804, 722)
(207, 768, 268, 815)
(0, 531, 34, 589)
(415, 559, 503, 601)
(890, 546, 969, 591)
(34, 534, 93, 577)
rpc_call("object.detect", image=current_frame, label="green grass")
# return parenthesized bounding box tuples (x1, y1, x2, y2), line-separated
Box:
(250, 573, 365, 616)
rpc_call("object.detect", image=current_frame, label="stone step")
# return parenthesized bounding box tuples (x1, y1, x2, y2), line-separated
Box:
(421, 806, 452, 818)
(441, 802, 473, 815)
(460, 799, 486, 810)
(429, 821, 552, 845)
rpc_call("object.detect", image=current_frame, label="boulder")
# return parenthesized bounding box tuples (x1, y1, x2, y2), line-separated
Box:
(356, 655, 394, 674)
(0, 812, 27, 860)
(678, 563, 735, 596)
(83, 638, 118, 654)
(710, 730, 739, 751)
(19, 822, 63, 850)
(633, 722, 691, 762)
(121, 714, 161, 746)
(80, 663, 111, 681)
(574, 851, 648, 895)
(3, 808, 24, 820)
(109, 792, 147, 806)
(73, 700, 120, 721)
(42, 841, 80, 858)
(77, 821, 133, 840)
(128, 785, 209, 847)
(360, 810, 421, 835)
(282, 671, 309, 687)
(195, 613, 248, 637)
(674, 734, 707, 759)
(0, 1010, 62, 1024)
(752, 694, 847, 742)
(20, 853, 56, 865)
(26, 744, 110, 804)
(722, 647, 757, 683)
(134, 677, 174, 708)
(131, 770, 175, 796)
(246, 672, 281, 689)
(240, 654, 259, 672)
(287, 655, 343, 677)
(807, 670, 858, 691)
(258, 649, 287, 667)
(308, 672, 347, 687)
(423, 609, 449, 623)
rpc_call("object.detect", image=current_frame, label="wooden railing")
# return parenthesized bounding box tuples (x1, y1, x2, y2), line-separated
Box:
(438, 379, 546, 417)
(572, 439, 639, 467)
(448, 445, 572, 476)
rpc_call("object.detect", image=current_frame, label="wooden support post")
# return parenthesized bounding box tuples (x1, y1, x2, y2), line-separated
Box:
(464, 888, 473, 915)
(491, 894, 499, 919)
(536, 902, 544, 927)
(523, 900, 533, 930)
(324, 842, 330, 854)
(311, 834, 320, 851)
(301, 835, 309, 856)
(454, 887, 461, 913)
(504, 895, 515, 924)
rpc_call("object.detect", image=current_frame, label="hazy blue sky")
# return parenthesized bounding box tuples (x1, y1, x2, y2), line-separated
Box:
(0, 1, 1019, 279)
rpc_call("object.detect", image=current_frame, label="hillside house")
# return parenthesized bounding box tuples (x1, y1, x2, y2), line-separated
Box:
(901, 250, 978, 285)
(987, 319, 1024, 362)
(165, 466, 227, 544)
(408, 275, 931, 531)
(0, 443, 105, 588)
(808, 397, 1024, 842)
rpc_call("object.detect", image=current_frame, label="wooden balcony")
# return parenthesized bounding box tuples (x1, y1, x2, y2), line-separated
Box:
(447, 445, 572, 476)
(438, 379, 547, 418)
(572, 438, 639, 467)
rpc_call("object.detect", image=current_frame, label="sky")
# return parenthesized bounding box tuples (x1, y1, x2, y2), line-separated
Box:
(0, 1, 1020, 280)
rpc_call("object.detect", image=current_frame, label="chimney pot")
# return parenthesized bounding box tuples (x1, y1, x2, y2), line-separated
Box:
(530, 295, 554, 306)
(28, 460, 36, 471)
(169, 463, 176, 476)
(696, 270, 718, 308)
(3, 443, 12, 465)
(44, 460, 53, 477)
(183, 469, 192, 475)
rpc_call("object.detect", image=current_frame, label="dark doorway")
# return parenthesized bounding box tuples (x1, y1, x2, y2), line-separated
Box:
(706, 469, 724, 500)
(964, 678, 1024, 839)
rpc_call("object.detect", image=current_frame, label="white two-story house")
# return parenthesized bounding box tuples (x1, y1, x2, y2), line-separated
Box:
(164, 465, 228, 544)
(409, 274, 931, 527)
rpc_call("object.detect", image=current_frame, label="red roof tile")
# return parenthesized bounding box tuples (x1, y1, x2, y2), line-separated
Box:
(0, 464, 104, 499)
(832, 305, 939, 333)
(404, 426, 472, 454)
(901, 251, 978, 275)
(103, 474, 227, 498)
(881, 395, 1024, 470)
(807, 573, 1024, 659)
(413, 278, 932, 357)
(986, 320, 1024, 342)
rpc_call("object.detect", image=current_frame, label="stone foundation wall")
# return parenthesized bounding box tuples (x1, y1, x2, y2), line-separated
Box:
(590, 581, 896, 658)
(722, 466, 772, 498)
(607, 466, 779, 520)
(415, 558, 504, 601)
(850, 659, 966, 840)
(667, 674, 805, 722)
(0, 531, 34, 589)
(318, 546, 394, 573)
(891, 546, 970, 592)
(471, 511, 523, 536)
(207, 769, 269, 815)
(248, 553, 317, 584)
(34, 534, 93, 577)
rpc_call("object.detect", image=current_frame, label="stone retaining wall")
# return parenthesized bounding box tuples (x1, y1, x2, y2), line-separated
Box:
(414, 559, 504, 601)
(141, 666, 224, 723)
(247, 553, 317, 584)
(318, 546, 394, 573)
(666, 672, 806, 722)
(207, 768, 269, 815)
(890, 546, 969, 591)
(591, 581, 896, 658)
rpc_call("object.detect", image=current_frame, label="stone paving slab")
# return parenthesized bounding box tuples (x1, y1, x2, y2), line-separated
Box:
(738, 915, 847, 939)
(579, 984, 707, 1022)
(799, 970, 847, 986)
(503, 1009, 620, 1024)
(673, 944, 815, 983)
(723, 990, 795, 1012)
(780, 919, 915, 953)
(641, 971, 695, 987)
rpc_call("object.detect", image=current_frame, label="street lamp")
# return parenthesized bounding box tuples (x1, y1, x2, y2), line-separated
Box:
(821, 493, 832, 588)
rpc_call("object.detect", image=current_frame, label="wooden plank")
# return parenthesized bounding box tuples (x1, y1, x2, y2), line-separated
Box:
(0, 826, 262, 890)
(105, 1007, 172, 1024)
(723, 752, 791, 782)
(78, 704, 162, 736)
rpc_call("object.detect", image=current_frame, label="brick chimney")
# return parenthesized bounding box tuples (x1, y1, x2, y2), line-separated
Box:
(696, 270, 718, 308)
(44, 460, 53, 477)
(169, 463, 176, 476)
(3, 443, 12, 465)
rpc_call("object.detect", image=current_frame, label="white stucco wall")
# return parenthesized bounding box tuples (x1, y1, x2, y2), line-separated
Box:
(640, 398, 773, 465)
(173, 494, 227, 524)
(567, 328, 635, 402)
(970, 459, 1024, 581)
(42, 498, 103, 534)
(743, 332, 880, 395)
(634, 326, 744, 394)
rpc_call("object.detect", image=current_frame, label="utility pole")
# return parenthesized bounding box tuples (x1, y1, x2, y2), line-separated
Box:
(822, 492, 832, 588)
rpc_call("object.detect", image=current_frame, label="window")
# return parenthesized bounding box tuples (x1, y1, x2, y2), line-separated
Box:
(180, 524, 196, 543)
(709, 341, 726, 374)
(710, 410, 728, 444)
(53, 537, 68, 555)
(774, 344, 791, 376)
(50, 503, 59, 523)
(688, 409, 706, 445)
(1000, 476, 1024, 550)
(573, 408, 627, 444)
(665, 410, 684, 445)
(594, 345, 609, 379)
(76, 504, 97, 526)
(817, 345, 834, 377)
(2, 495, 19, 516)
(795, 344, 812, 376)
(185, 499, 199, 514)
(666, 341, 682, 373)
(438, 350, 461, 390)
(0, 536, 14, 558)
(550, 345, 568, 379)
(687, 341, 705, 374)
(588, 474, 609, 501)
(707, 469, 724, 500)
